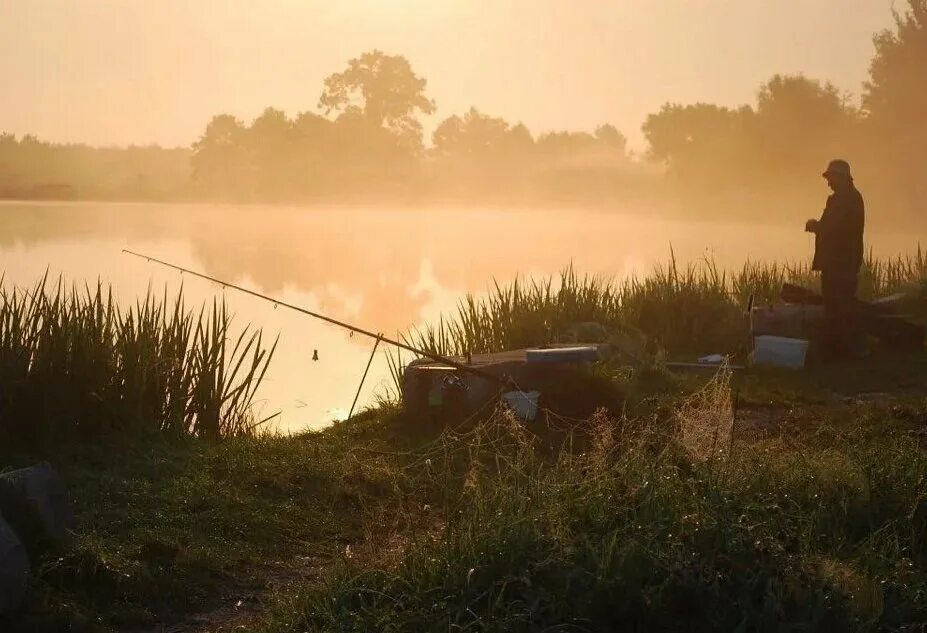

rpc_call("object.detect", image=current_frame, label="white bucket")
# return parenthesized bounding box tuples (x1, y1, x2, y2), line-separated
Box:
(752, 335, 809, 370)
(502, 390, 540, 421)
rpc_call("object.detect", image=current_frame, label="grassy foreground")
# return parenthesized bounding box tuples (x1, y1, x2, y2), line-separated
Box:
(264, 379, 927, 632)
(4, 361, 927, 632)
(0, 257, 925, 632)
(0, 412, 411, 631)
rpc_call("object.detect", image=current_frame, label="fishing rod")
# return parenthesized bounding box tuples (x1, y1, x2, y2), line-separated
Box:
(121, 249, 504, 385)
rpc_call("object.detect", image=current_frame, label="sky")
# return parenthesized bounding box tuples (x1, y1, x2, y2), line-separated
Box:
(0, 0, 898, 150)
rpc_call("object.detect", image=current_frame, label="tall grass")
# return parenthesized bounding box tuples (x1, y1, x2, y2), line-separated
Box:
(735, 246, 927, 306)
(0, 276, 276, 444)
(399, 251, 927, 364)
(268, 384, 927, 631)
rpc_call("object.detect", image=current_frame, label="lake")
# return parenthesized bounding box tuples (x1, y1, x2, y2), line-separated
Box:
(0, 201, 919, 430)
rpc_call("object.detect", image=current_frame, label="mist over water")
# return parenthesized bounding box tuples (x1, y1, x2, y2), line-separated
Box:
(0, 200, 919, 430)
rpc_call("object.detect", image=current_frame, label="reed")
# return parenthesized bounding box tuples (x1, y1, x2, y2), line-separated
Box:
(392, 251, 926, 391)
(0, 276, 276, 443)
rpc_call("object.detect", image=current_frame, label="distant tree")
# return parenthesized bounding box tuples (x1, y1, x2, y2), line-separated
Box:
(0, 134, 18, 188)
(862, 0, 926, 212)
(432, 108, 513, 157)
(327, 104, 413, 186)
(504, 123, 535, 153)
(428, 109, 537, 195)
(864, 0, 927, 125)
(191, 114, 249, 197)
(642, 103, 752, 181)
(248, 108, 291, 147)
(245, 108, 295, 198)
(291, 111, 335, 191)
(643, 76, 857, 187)
(752, 74, 858, 173)
(293, 111, 331, 137)
(319, 50, 436, 151)
(0, 134, 17, 165)
(594, 124, 628, 155)
(0, 132, 189, 200)
(536, 131, 597, 155)
(756, 75, 849, 121)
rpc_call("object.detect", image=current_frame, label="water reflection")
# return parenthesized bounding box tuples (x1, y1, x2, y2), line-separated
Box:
(0, 201, 919, 430)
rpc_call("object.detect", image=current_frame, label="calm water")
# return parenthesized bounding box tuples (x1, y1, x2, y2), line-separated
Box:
(0, 201, 918, 430)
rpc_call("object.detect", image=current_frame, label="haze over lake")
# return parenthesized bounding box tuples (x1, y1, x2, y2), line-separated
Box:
(0, 200, 918, 430)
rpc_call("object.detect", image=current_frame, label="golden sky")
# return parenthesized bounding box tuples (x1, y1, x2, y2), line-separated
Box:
(0, 1, 895, 149)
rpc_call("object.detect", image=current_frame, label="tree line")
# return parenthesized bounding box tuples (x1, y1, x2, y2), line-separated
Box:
(0, 134, 190, 201)
(0, 0, 923, 222)
(188, 50, 636, 203)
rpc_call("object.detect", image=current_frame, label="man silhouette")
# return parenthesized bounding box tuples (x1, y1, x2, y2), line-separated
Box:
(805, 159, 865, 359)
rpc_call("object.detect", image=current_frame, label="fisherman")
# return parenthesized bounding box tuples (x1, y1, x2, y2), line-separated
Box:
(805, 159, 865, 359)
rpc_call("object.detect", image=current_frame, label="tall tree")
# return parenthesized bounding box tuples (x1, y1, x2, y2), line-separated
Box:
(863, 0, 927, 214)
(864, 0, 927, 126)
(319, 50, 435, 151)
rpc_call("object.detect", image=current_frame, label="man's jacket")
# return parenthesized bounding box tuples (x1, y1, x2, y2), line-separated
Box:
(812, 185, 865, 275)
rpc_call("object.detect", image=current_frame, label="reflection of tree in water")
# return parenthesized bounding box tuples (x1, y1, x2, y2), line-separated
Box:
(188, 214, 432, 335)
(0, 203, 435, 333)
(182, 207, 643, 334)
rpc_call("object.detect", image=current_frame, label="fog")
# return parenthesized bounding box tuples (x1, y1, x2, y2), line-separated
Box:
(1, 2, 925, 229)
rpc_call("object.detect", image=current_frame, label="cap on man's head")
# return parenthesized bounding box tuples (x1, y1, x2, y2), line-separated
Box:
(823, 159, 852, 179)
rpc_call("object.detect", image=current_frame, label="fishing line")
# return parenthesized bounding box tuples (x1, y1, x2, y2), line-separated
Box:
(122, 249, 505, 385)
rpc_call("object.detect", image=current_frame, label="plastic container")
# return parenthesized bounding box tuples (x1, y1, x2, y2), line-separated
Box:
(752, 335, 809, 370)
(502, 390, 540, 421)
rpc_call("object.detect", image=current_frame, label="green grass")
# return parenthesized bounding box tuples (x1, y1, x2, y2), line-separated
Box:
(0, 409, 418, 632)
(254, 374, 927, 633)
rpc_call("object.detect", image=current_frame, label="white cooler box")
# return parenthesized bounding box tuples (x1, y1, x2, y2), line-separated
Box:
(752, 335, 809, 370)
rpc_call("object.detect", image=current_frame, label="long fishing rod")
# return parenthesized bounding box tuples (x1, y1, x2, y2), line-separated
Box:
(121, 249, 503, 384)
